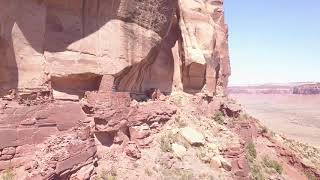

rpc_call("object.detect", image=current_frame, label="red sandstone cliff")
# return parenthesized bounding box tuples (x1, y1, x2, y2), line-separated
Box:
(0, 1, 319, 180)
(0, 0, 230, 98)
(0, 0, 231, 179)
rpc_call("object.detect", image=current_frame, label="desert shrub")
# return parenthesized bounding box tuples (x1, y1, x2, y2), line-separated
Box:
(145, 168, 153, 176)
(196, 147, 211, 163)
(107, 176, 116, 180)
(181, 171, 193, 180)
(99, 168, 117, 180)
(161, 169, 193, 180)
(261, 126, 268, 134)
(246, 142, 257, 161)
(213, 112, 225, 125)
(237, 113, 252, 122)
(160, 132, 177, 152)
(263, 156, 283, 174)
(175, 115, 187, 128)
(250, 164, 265, 180)
(305, 171, 317, 180)
(162, 130, 191, 153)
(198, 173, 215, 180)
(240, 113, 250, 120)
(0, 168, 15, 180)
(133, 162, 139, 168)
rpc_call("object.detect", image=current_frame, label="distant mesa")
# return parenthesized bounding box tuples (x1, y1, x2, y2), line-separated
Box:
(228, 82, 320, 95)
(293, 83, 320, 95)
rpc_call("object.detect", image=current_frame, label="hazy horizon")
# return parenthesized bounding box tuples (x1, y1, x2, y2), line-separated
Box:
(224, 0, 320, 85)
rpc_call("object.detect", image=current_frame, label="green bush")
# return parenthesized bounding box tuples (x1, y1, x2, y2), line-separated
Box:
(263, 156, 283, 174)
(161, 169, 193, 180)
(1, 168, 15, 180)
(213, 112, 225, 125)
(175, 115, 187, 128)
(250, 164, 265, 180)
(98, 168, 117, 180)
(305, 171, 317, 180)
(246, 142, 257, 161)
(247, 142, 257, 159)
(145, 168, 153, 176)
(261, 126, 268, 134)
(160, 132, 177, 152)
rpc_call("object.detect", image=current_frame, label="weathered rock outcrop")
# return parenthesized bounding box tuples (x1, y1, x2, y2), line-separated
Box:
(0, 100, 97, 179)
(178, 0, 230, 95)
(0, 0, 230, 98)
(2, 1, 320, 180)
(83, 75, 177, 150)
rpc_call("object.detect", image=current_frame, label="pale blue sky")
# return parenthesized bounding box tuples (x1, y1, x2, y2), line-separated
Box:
(224, 0, 320, 85)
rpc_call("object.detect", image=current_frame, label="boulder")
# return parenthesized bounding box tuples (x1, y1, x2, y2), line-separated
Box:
(210, 156, 222, 170)
(220, 102, 242, 118)
(125, 141, 141, 159)
(1, 147, 16, 156)
(180, 127, 205, 146)
(220, 158, 232, 171)
(129, 125, 151, 140)
(172, 143, 187, 158)
(71, 164, 94, 180)
(0, 129, 17, 149)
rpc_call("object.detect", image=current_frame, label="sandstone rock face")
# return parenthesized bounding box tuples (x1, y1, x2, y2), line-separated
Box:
(83, 76, 177, 149)
(0, 0, 230, 97)
(0, 100, 97, 178)
(178, 0, 230, 95)
(0, 0, 231, 179)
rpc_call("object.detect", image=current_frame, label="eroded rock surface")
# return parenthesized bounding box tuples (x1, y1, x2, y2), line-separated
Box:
(0, 0, 230, 97)
(0, 100, 96, 179)
(0, 0, 266, 179)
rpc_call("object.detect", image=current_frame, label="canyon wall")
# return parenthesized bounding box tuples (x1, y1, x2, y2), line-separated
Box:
(0, 0, 231, 179)
(0, 0, 230, 99)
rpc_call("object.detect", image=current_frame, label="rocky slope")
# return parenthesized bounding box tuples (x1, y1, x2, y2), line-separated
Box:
(1, 0, 319, 180)
(1, 89, 320, 180)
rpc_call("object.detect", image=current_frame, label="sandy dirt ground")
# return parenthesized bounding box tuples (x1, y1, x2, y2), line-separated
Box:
(230, 94, 320, 147)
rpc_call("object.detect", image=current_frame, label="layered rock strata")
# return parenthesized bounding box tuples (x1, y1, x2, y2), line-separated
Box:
(0, 0, 231, 179)
(0, 0, 230, 98)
